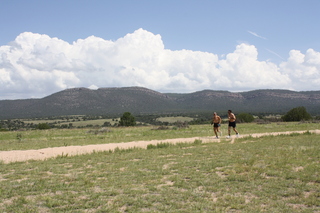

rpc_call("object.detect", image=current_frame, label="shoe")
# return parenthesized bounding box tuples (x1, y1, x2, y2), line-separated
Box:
(226, 135, 230, 139)
(216, 136, 219, 139)
(236, 133, 240, 137)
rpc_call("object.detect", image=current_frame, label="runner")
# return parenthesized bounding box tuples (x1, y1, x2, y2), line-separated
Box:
(211, 112, 222, 138)
(227, 109, 239, 138)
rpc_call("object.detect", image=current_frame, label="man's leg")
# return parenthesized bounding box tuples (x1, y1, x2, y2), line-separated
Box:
(233, 127, 239, 137)
(218, 126, 222, 136)
(214, 127, 218, 137)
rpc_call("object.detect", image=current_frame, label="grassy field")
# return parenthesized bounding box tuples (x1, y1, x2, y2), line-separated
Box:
(22, 116, 193, 127)
(0, 122, 319, 212)
(0, 122, 319, 151)
(69, 119, 119, 127)
(156, 116, 194, 123)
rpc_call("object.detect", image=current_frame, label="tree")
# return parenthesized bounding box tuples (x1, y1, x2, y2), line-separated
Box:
(282, 106, 312, 122)
(237, 113, 255, 123)
(119, 112, 136, 126)
(36, 123, 51, 130)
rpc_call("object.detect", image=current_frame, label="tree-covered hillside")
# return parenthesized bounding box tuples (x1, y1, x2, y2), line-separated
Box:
(0, 87, 319, 119)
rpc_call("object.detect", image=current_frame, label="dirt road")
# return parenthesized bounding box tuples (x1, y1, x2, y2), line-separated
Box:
(1, 130, 319, 164)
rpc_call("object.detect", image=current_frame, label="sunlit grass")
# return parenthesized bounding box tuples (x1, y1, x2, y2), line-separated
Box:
(156, 116, 194, 123)
(0, 122, 319, 151)
(0, 133, 319, 212)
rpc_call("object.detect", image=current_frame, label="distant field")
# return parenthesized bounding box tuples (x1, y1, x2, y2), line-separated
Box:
(69, 118, 119, 127)
(23, 118, 120, 127)
(156, 116, 194, 123)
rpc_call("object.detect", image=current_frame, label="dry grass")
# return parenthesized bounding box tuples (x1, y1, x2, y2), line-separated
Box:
(0, 126, 319, 212)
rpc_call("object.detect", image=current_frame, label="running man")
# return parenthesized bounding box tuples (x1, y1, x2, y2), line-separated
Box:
(211, 112, 222, 138)
(227, 110, 239, 138)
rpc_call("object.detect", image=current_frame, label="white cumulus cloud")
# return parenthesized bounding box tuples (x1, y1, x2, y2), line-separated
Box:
(0, 28, 319, 100)
(280, 49, 320, 90)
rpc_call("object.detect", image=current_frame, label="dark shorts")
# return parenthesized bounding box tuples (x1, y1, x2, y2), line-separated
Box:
(213, 123, 220, 128)
(229, 121, 236, 128)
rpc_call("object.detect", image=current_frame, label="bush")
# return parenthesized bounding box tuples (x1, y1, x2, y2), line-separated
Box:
(237, 113, 254, 123)
(36, 123, 51, 130)
(282, 106, 312, 122)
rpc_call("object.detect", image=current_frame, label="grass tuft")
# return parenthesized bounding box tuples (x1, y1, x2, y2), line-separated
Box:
(193, 139, 202, 144)
(147, 142, 171, 149)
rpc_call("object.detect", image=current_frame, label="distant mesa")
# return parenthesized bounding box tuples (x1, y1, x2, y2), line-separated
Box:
(0, 87, 319, 119)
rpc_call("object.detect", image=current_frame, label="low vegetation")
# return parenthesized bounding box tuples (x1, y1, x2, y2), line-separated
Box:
(1, 122, 319, 151)
(0, 128, 319, 212)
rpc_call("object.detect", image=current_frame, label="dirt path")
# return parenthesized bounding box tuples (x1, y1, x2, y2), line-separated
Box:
(1, 130, 319, 164)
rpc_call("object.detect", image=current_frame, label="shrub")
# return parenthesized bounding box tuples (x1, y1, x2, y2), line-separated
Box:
(102, 121, 111, 127)
(282, 106, 312, 122)
(36, 123, 51, 130)
(237, 113, 254, 123)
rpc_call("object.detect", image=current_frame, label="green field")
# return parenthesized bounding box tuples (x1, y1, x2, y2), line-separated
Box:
(0, 122, 319, 212)
(156, 116, 194, 123)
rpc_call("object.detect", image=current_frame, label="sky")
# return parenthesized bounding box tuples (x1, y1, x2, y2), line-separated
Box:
(1, 0, 320, 100)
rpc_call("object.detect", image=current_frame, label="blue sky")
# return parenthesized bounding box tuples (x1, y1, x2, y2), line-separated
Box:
(1, 0, 320, 99)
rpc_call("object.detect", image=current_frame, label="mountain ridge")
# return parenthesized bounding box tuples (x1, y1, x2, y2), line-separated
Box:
(0, 87, 319, 119)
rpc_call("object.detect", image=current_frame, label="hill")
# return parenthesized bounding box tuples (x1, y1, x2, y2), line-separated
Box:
(0, 87, 319, 119)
